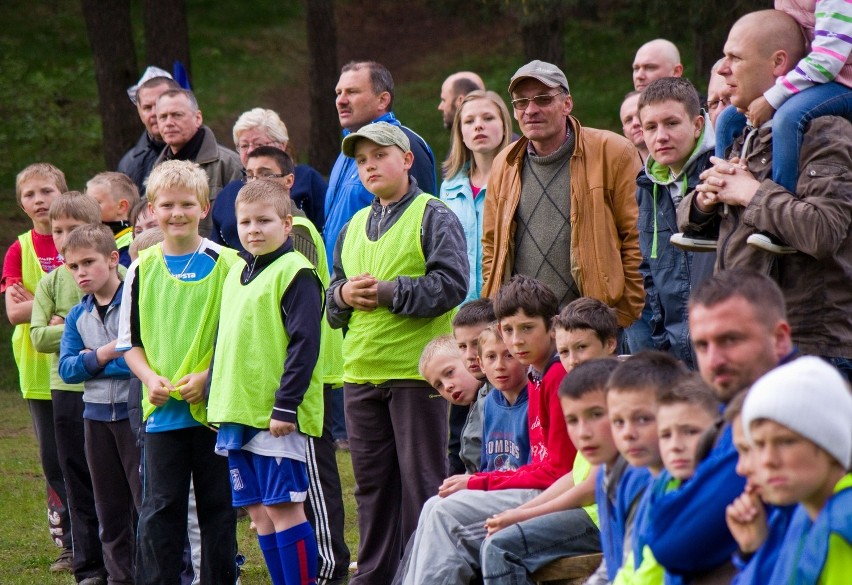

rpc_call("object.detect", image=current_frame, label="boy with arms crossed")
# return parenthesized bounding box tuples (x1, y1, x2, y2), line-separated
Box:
(31, 193, 107, 583)
(2, 163, 73, 570)
(117, 160, 239, 585)
(208, 180, 324, 585)
(58, 224, 141, 584)
(327, 122, 468, 583)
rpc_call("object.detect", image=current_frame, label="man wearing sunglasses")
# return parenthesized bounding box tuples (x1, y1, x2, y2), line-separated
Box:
(482, 60, 643, 331)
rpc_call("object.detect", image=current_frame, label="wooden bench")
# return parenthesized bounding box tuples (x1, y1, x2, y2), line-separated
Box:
(530, 553, 603, 585)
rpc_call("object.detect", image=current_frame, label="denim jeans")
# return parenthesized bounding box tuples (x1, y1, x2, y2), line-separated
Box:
(770, 83, 852, 191)
(714, 105, 747, 160)
(480, 508, 601, 585)
(820, 355, 852, 383)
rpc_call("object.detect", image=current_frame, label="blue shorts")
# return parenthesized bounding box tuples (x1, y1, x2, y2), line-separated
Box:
(227, 449, 309, 507)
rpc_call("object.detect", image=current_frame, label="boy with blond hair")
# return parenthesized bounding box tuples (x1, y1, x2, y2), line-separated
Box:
(208, 179, 324, 585)
(2, 162, 73, 570)
(117, 159, 239, 584)
(59, 224, 140, 584)
(30, 192, 107, 582)
(327, 122, 468, 583)
(86, 171, 138, 267)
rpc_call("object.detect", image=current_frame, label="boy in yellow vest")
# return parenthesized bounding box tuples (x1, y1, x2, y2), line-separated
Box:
(85, 171, 138, 267)
(208, 179, 324, 585)
(117, 160, 239, 584)
(327, 122, 469, 583)
(31, 192, 108, 583)
(2, 162, 73, 571)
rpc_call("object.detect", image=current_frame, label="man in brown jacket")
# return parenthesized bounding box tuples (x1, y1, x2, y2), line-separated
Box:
(481, 60, 643, 328)
(679, 10, 852, 380)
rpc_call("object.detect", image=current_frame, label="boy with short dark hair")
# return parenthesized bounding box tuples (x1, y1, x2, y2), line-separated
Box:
(2, 162, 73, 570)
(741, 357, 852, 584)
(207, 179, 324, 585)
(327, 122, 468, 583)
(86, 171, 139, 267)
(117, 159, 239, 585)
(448, 298, 497, 475)
(58, 224, 141, 585)
(636, 77, 716, 368)
(30, 192, 107, 583)
(606, 351, 688, 584)
(553, 297, 619, 374)
(397, 275, 574, 584)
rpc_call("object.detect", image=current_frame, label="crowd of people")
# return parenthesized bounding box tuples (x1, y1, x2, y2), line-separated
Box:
(2, 3, 851, 585)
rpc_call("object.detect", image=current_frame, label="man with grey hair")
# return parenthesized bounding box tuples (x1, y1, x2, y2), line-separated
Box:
(152, 89, 242, 236)
(632, 38, 684, 91)
(482, 60, 643, 329)
(117, 66, 180, 195)
(438, 71, 486, 129)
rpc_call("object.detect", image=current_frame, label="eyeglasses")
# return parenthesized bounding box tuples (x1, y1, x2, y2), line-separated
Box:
(705, 97, 730, 111)
(243, 173, 288, 182)
(236, 140, 277, 153)
(511, 91, 566, 110)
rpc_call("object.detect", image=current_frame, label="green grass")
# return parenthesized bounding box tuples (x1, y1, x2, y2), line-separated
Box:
(0, 388, 358, 584)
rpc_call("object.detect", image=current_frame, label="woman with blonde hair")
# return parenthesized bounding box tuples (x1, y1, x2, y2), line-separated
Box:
(440, 90, 512, 302)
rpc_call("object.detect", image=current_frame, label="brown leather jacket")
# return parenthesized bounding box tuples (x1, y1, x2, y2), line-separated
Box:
(678, 117, 852, 357)
(481, 116, 643, 327)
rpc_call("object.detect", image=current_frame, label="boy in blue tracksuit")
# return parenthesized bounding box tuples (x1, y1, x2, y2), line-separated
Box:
(207, 178, 324, 585)
(741, 357, 852, 585)
(58, 224, 141, 584)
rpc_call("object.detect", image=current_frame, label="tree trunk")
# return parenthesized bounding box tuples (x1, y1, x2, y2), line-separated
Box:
(520, 13, 565, 69)
(143, 0, 192, 81)
(305, 0, 340, 176)
(80, 0, 139, 170)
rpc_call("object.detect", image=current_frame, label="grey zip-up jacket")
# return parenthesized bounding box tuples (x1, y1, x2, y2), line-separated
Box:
(59, 283, 132, 421)
(327, 177, 469, 329)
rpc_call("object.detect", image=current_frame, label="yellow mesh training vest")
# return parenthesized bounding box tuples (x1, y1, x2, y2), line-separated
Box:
(208, 251, 324, 436)
(115, 227, 133, 250)
(340, 194, 454, 383)
(137, 243, 238, 425)
(293, 216, 344, 388)
(11, 232, 51, 400)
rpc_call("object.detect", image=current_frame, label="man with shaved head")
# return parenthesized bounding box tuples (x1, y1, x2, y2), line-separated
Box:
(438, 71, 486, 129)
(679, 9, 852, 380)
(632, 39, 684, 91)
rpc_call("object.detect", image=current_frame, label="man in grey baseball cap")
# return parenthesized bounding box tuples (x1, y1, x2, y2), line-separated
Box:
(396, 59, 646, 585)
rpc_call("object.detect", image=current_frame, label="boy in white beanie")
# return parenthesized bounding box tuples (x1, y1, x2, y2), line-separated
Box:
(739, 356, 852, 584)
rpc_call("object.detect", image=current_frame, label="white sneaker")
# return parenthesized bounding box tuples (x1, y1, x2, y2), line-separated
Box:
(746, 233, 796, 254)
(670, 233, 717, 252)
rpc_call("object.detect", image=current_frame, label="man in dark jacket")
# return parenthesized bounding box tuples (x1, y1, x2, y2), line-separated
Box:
(117, 67, 180, 196)
(678, 9, 852, 380)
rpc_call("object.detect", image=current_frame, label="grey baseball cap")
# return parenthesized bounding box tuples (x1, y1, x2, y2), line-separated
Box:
(341, 122, 411, 158)
(127, 66, 174, 105)
(508, 60, 570, 94)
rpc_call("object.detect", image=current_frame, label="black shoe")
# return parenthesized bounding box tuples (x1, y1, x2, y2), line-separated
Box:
(670, 233, 717, 252)
(746, 232, 796, 254)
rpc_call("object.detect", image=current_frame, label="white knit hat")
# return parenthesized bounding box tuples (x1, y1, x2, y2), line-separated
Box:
(743, 356, 852, 468)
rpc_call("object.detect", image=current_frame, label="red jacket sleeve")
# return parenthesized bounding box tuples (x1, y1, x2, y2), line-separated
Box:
(467, 359, 576, 490)
(1, 240, 23, 292)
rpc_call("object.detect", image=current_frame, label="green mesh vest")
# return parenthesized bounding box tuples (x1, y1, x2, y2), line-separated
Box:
(11, 232, 51, 399)
(340, 194, 454, 383)
(115, 227, 133, 250)
(292, 216, 344, 388)
(137, 243, 238, 425)
(208, 251, 324, 436)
